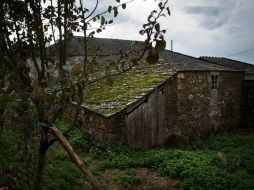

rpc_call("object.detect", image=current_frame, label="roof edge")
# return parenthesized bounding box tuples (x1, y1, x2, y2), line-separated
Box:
(200, 56, 254, 66)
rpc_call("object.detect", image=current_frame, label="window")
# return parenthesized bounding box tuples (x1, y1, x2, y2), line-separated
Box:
(211, 75, 218, 89)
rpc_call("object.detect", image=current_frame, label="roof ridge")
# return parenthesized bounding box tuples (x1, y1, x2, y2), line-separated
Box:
(200, 56, 224, 59)
(72, 35, 141, 43)
(165, 50, 229, 67)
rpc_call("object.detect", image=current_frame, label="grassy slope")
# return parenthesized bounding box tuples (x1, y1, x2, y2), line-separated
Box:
(0, 128, 253, 190)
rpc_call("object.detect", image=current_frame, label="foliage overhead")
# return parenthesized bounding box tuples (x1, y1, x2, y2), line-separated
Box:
(0, 0, 170, 189)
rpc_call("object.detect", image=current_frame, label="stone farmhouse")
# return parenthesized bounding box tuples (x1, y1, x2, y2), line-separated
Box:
(200, 56, 254, 129)
(33, 37, 253, 148)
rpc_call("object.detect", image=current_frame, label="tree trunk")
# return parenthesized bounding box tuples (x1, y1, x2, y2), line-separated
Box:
(49, 127, 103, 190)
(32, 141, 48, 190)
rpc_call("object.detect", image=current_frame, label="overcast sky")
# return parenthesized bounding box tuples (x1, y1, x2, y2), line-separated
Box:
(84, 0, 254, 64)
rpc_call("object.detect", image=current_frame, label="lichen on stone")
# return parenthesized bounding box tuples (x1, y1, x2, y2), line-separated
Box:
(83, 63, 176, 117)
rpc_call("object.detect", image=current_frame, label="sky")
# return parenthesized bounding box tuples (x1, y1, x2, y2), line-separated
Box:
(82, 0, 254, 64)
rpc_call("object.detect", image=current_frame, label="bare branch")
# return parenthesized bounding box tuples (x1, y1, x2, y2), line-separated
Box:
(87, 0, 135, 23)
(85, 0, 99, 19)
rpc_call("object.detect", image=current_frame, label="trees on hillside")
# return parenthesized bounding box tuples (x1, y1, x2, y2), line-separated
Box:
(0, 0, 170, 189)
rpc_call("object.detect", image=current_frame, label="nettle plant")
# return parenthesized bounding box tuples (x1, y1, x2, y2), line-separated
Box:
(0, 0, 170, 189)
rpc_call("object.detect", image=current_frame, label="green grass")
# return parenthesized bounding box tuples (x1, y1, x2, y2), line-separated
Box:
(0, 124, 91, 190)
(1, 128, 254, 190)
(90, 134, 254, 190)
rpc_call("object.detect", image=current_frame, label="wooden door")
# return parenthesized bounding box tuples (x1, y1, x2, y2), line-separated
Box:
(125, 89, 166, 148)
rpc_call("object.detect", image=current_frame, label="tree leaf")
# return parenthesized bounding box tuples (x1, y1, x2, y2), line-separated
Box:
(96, 28, 102, 33)
(143, 40, 151, 48)
(116, 0, 120, 3)
(158, 2, 163, 9)
(146, 49, 159, 64)
(44, 25, 48, 32)
(147, 15, 153, 22)
(167, 7, 171, 16)
(155, 39, 166, 53)
(114, 9, 118, 17)
(143, 23, 150, 28)
(108, 6, 112, 13)
(139, 30, 145, 35)
(101, 16, 105, 25)
(155, 23, 160, 32)
(122, 3, 126, 9)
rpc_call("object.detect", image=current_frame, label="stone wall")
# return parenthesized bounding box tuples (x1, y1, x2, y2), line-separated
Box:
(81, 109, 127, 144)
(164, 75, 180, 145)
(241, 80, 254, 128)
(168, 71, 243, 141)
(65, 71, 243, 148)
(65, 105, 126, 144)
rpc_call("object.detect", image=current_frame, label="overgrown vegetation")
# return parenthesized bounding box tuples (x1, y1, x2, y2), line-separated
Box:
(91, 135, 254, 190)
(1, 0, 171, 188)
(1, 125, 253, 190)
(0, 126, 90, 190)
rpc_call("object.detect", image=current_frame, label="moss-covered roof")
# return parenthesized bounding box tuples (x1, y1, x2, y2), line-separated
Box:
(82, 63, 176, 117)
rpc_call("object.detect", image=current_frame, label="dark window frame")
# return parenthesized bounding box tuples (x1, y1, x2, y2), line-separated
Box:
(211, 75, 218, 89)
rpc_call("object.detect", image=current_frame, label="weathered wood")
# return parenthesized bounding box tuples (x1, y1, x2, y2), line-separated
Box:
(126, 87, 166, 148)
(49, 127, 103, 190)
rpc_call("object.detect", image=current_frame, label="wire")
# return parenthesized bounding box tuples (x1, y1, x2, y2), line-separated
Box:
(226, 47, 254, 57)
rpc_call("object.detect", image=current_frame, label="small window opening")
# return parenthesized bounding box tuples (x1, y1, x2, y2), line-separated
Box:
(211, 75, 218, 89)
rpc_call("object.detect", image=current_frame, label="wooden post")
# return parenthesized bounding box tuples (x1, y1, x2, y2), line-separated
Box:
(49, 127, 103, 190)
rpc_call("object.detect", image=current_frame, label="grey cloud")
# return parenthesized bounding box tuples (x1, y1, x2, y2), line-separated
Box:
(226, 26, 241, 36)
(184, 6, 222, 16)
(200, 17, 227, 30)
(78, 0, 254, 64)
(183, 6, 228, 30)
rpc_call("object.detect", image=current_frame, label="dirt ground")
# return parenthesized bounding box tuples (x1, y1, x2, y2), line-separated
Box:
(102, 168, 181, 190)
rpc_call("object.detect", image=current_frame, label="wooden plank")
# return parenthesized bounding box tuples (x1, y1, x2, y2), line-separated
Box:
(125, 87, 167, 148)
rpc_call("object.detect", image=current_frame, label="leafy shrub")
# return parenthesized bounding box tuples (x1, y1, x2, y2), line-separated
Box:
(55, 119, 88, 150)
(1, 128, 254, 190)
(92, 134, 254, 190)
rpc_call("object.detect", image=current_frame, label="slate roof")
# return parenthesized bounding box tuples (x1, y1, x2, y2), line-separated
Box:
(83, 63, 176, 117)
(161, 51, 236, 72)
(49, 37, 239, 117)
(47, 36, 142, 56)
(48, 36, 236, 71)
(200, 57, 254, 73)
